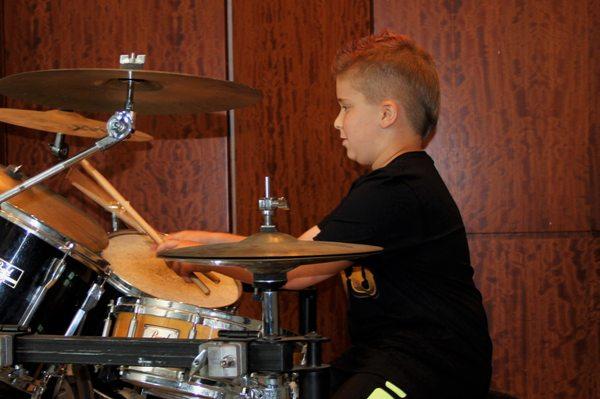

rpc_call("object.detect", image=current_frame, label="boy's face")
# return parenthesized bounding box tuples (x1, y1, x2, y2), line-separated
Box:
(334, 75, 385, 167)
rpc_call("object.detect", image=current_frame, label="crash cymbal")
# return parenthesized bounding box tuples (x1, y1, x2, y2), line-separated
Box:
(0, 108, 152, 141)
(159, 231, 382, 274)
(0, 69, 261, 114)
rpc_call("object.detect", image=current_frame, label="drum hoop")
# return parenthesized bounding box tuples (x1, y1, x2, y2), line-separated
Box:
(120, 367, 236, 398)
(0, 203, 107, 273)
(114, 297, 261, 329)
(107, 229, 140, 239)
(105, 270, 148, 298)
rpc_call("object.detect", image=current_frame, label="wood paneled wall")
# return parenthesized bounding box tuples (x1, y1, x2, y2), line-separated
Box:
(375, 1, 599, 398)
(231, 0, 371, 361)
(1, 0, 230, 234)
(0, 2, 597, 398)
(591, 0, 600, 232)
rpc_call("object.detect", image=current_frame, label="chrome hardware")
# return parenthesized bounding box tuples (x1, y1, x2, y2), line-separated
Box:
(207, 342, 246, 378)
(258, 176, 289, 232)
(106, 110, 135, 139)
(262, 290, 279, 337)
(65, 278, 105, 336)
(241, 373, 292, 399)
(220, 355, 235, 368)
(119, 53, 146, 69)
(49, 133, 68, 159)
(18, 244, 72, 327)
(127, 299, 142, 337)
(111, 213, 120, 232)
(102, 300, 115, 337)
(187, 346, 208, 382)
(0, 334, 13, 367)
(188, 313, 200, 339)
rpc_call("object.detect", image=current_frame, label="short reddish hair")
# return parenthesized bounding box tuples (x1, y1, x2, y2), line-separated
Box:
(333, 31, 440, 137)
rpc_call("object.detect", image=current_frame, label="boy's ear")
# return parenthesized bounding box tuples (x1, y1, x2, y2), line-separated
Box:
(380, 99, 400, 128)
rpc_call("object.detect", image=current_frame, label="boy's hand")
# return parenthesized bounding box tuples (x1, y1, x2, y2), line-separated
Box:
(155, 238, 200, 253)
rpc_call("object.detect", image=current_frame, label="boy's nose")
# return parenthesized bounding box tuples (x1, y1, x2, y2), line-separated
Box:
(333, 114, 343, 130)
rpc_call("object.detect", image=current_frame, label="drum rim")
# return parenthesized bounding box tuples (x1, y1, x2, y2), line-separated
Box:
(0, 203, 108, 273)
(105, 270, 148, 298)
(103, 230, 170, 300)
(114, 296, 261, 330)
(120, 367, 237, 398)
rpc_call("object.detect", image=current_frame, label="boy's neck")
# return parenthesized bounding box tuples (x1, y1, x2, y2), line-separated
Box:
(371, 139, 423, 170)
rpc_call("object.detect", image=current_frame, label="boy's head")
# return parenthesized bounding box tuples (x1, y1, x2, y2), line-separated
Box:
(333, 31, 440, 138)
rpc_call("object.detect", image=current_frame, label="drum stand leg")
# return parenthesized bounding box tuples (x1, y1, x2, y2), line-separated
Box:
(31, 277, 105, 398)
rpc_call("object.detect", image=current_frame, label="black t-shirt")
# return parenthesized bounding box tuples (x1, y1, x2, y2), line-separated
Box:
(315, 151, 492, 395)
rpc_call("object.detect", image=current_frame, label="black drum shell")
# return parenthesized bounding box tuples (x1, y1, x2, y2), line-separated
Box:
(0, 216, 101, 335)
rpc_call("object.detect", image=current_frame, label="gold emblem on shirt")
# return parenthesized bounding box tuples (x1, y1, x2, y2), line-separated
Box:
(341, 266, 377, 298)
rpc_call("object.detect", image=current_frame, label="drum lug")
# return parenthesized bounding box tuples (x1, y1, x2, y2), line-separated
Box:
(102, 299, 115, 337)
(17, 246, 72, 327)
(127, 299, 142, 337)
(188, 313, 200, 339)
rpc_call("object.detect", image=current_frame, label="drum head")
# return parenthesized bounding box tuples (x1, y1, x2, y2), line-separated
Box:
(103, 232, 241, 308)
(0, 166, 108, 253)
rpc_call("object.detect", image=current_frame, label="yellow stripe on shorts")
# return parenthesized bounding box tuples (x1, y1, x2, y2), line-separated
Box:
(366, 381, 408, 399)
(367, 388, 395, 399)
(385, 381, 407, 398)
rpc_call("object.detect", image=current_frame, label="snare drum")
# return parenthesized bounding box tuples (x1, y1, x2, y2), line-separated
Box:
(111, 296, 261, 339)
(111, 297, 261, 399)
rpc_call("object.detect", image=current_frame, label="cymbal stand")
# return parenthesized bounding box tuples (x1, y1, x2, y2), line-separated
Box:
(256, 176, 289, 337)
(0, 56, 140, 204)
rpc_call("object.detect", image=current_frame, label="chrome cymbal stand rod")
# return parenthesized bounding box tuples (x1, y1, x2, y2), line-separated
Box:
(262, 289, 279, 337)
(0, 133, 128, 203)
(0, 55, 142, 204)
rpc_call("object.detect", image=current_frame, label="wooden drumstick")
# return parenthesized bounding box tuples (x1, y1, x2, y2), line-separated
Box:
(203, 271, 221, 284)
(79, 159, 211, 295)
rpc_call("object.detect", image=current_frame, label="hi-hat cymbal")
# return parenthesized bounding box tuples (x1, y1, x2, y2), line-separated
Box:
(0, 69, 261, 114)
(159, 231, 382, 274)
(0, 108, 152, 141)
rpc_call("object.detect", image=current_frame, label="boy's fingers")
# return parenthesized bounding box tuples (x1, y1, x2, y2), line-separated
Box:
(156, 240, 180, 253)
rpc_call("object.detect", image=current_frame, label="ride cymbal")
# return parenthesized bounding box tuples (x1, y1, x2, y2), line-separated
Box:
(0, 108, 152, 141)
(0, 69, 261, 114)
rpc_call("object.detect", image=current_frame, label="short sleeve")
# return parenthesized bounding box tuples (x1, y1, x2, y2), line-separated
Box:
(315, 174, 421, 249)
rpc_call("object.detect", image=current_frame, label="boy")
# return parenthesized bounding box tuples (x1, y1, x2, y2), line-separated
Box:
(158, 31, 492, 399)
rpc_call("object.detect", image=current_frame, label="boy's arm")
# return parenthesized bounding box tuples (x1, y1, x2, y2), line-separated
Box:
(283, 225, 352, 289)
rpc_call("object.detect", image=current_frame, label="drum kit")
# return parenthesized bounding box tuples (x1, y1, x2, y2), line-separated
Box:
(0, 54, 381, 399)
